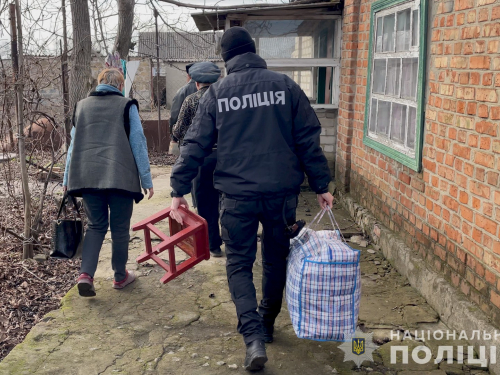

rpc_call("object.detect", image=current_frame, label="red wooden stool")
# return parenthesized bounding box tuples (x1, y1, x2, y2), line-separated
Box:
(132, 206, 210, 284)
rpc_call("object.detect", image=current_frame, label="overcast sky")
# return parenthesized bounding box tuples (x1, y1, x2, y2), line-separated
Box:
(0, 0, 279, 57)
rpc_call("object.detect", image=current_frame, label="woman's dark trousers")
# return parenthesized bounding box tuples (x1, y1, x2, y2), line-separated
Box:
(80, 191, 134, 282)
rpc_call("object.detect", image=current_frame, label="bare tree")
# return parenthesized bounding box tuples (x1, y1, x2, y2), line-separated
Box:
(69, 0, 93, 111)
(10, 1, 33, 259)
(114, 0, 135, 59)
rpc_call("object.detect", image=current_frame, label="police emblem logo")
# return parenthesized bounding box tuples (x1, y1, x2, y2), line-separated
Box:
(339, 329, 378, 367)
(352, 338, 365, 355)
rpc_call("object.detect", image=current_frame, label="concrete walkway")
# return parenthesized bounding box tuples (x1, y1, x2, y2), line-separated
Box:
(0, 167, 489, 374)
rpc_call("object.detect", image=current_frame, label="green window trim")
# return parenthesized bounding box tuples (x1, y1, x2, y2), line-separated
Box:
(363, 0, 428, 172)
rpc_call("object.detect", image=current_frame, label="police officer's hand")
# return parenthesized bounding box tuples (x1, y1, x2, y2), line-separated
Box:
(170, 196, 189, 224)
(317, 192, 334, 209)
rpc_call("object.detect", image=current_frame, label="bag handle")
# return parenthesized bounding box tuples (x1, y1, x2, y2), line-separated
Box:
(57, 193, 81, 220)
(296, 207, 347, 243)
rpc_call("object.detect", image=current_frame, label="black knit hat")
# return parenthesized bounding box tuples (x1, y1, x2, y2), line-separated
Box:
(220, 27, 256, 62)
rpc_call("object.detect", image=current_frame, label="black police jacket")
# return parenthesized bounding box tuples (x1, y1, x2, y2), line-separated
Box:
(170, 52, 331, 199)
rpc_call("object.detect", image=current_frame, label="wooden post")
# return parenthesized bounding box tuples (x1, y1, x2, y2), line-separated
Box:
(10, 1, 33, 259)
(154, 8, 162, 151)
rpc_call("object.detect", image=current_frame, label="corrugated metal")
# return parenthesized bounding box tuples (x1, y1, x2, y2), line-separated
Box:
(138, 32, 223, 62)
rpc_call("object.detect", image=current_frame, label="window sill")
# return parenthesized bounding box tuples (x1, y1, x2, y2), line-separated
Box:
(311, 104, 338, 110)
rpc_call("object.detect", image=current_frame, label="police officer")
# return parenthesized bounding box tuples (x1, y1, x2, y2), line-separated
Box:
(169, 63, 197, 153)
(169, 27, 333, 371)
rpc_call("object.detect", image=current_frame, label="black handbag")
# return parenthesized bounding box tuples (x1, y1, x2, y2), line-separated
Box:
(50, 194, 84, 259)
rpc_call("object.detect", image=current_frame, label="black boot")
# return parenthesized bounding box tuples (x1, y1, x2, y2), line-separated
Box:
(243, 340, 268, 371)
(263, 324, 274, 343)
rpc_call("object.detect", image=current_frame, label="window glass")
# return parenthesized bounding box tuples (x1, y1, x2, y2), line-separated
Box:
(376, 18, 383, 52)
(373, 59, 387, 94)
(411, 9, 419, 47)
(401, 57, 418, 100)
(396, 9, 411, 51)
(382, 14, 395, 52)
(386, 58, 401, 96)
(377, 101, 391, 135)
(244, 20, 336, 59)
(391, 103, 407, 143)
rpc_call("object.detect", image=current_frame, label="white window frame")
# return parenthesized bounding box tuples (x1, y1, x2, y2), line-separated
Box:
(367, 0, 421, 156)
(229, 16, 342, 109)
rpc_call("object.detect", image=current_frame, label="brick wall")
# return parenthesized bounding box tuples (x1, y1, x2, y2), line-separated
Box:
(337, 0, 500, 325)
(317, 108, 338, 173)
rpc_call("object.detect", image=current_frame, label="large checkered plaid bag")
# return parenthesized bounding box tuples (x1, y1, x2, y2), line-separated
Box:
(286, 208, 361, 341)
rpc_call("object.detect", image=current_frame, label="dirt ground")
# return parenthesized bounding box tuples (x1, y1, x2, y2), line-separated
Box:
(0, 166, 490, 374)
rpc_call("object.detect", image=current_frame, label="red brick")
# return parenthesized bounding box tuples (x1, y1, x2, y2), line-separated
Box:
(473, 228, 483, 243)
(493, 6, 500, 20)
(476, 121, 498, 136)
(444, 196, 460, 212)
(453, 144, 471, 159)
(488, 40, 499, 53)
(482, 23, 500, 37)
(464, 102, 475, 115)
(461, 206, 474, 222)
(459, 191, 469, 203)
(476, 88, 498, 102)
(399, 172, 411, 185)
(449, 128, 458, 139)
(476, 167, 486, 181)
(480, 8, 491, 22)
(483, 73, 493, 86)
(495, 241, 500, 256)
(473, 197, 481, 209)
(495, 191, 500, 205)
(471, 72, 481, 85)
(478, 104, 489, 118)
(484, 202, 494, 217)
(493, 140, 500, 153)
(476, 214, 498, 235)
(457, 101, 466, 114)
(496, 74, 500, 86)
(468, 134, 479, 147)
(487, 171, 499, 185)
(480, 137, 491, 150)
(491, 107, 500, 120)
(470, 56, 491, 69)
(475, 151, 495, 167)
(471, 181, 491, 198)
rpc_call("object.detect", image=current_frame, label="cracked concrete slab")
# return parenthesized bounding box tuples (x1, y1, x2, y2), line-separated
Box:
(0, 167, 489, 374)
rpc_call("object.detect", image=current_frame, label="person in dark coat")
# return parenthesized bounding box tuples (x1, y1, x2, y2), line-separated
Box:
(63, 68, 154, 297)
(169, 27, 333, 371)
(172, 62, 223, 258)
(169, 63, 197, 146)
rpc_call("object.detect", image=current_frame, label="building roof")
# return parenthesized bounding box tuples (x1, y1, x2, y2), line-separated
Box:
(192, 1, 342, 32)
(137, 31, 223, 62)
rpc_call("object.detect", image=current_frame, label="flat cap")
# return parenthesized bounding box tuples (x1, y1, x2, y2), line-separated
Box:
(188, 62, 221, 84)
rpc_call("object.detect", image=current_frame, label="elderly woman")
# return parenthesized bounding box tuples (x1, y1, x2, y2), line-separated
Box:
(172, 62, 223, 257)
(63, 68, 154, 297)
